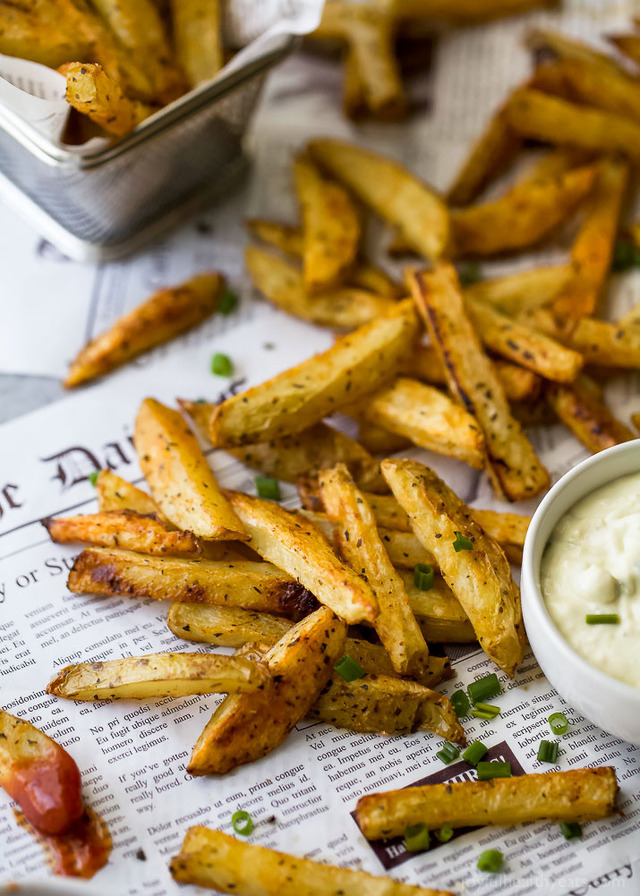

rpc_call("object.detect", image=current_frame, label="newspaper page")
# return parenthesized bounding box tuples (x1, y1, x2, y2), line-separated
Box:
(1, 312, 640, 895)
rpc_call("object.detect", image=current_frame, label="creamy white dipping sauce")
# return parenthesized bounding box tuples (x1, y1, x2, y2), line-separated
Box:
(541, 471, 640, 689)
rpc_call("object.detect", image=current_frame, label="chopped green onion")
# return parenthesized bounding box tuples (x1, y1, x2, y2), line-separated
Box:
(414, 563, 434, 591)
(404, 823, 430, 852)
(231, 810, 253, 836)
(211, 352, 233, 377)
(462, 740, 488, 766)
(537, 740, 559, 764)
(450, 690, 470, 718)
(218, 288, 239, 315)
(436, 742, 460, 765)
(435, 822, 454, 843)
(453, 531, 473, 552)
(586, 613, 619, 625)
(255, 476, 281, 501)
(611, 239, 640, 273)
(88, 471, 99, 487)
(468, 673, 501, 705)
(458, 262, 482, 287)
(560, 821, 582, 840)
(477, 761, 511, 781)
(334, 655, 365, 682)
(471, 702, 501, 720)
(548, 712, 569, 736)
(477, 849, 503, 873)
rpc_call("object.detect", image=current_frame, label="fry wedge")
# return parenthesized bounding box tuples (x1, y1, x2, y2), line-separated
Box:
(357, 421, 412, 454)
(64, 272, 226, 388)
(464, 265, 572, 316)
(409, 264, 550, 501)
(226, 492, 378, 624)
(42, 510, 200, 556)
(547, 378, 635, 453)
(355, 768, 618, 839)
(568, 319, 640, 368)
(170, 0, 223, 88)
(188, 607, 346, 774)
(342, 43, 367, 120)
(62, 62, 153, 136)
(95, 470, 159, 516)
(210, 300, 419, 447)
(170, 827, 452, 895)
(0, 3, 92, 69)
(136, 398, 246, 540)
(308, 139, 449, 259)
(401, 571, 476, 642)
(609, 33, 640, 67)
(382, 458, 525, 676)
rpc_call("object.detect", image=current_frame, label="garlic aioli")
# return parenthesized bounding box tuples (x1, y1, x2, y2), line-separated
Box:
(541, 471, 640, 689)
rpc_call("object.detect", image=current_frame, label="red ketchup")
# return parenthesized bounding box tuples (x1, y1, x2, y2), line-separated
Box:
(5, 744, 83, 835)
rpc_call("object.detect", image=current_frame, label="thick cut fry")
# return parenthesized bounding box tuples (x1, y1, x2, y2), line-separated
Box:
(246, 246, 395, 330)
(465, 265, 572, 316)
(355, 767, 618, 839)
(170, 0, 223, 88)
(47, 652, 270, 701)
(136, 398, 246, 541)
(609, 33, 640, 67)
(382, 458, 525, 676)
(64, 273, 226, 388)
(0, 4, 92, 68)
(357, 421, 412, 454)
(226, 492, 378, 625)
(42, 510, 200, 556)
(547, 378, 635, 453)
(350, 377, 486, 468)
(569, 319, 640, 368)
(450, 165, 596, 257)
(95, 470, 159, 516)
(309, 139, 449, 259)
(409, 264, 550, 501)
(294, 154, 360, 292)
(210, 300, 419, 447)
(170, 827, 452, 895)
(188, 607, 346, 774)
(342, 43, 367, 119)
(401, 572, 476, 642)
(319, 464, 429, 675)
(63, 61, 152, 138)
(504, 89, 640, 164)
(465, 297, 583, 382)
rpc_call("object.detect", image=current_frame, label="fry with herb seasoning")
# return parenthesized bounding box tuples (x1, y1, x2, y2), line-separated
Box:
(546, 377, 635, 453)
(62, 62, 153, 136)
(42, 510, 201, 556)
(170, 0, 223, 88)
(94, 470, 160, 516)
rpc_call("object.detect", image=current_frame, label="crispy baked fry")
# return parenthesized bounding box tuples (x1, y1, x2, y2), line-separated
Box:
(226, 492, 378, 624)
(409, 264, 550, 500)
(170, 827, 453, 895)
(608, 32, 640, 67)
(47, 652, 270, 701)
(95, 470, 159, 516)
(63, 65, 152, 139)
(357, 421, 412, 454)
(210, 300, 419, 447)
(188, 607, 346, 774)
(170, 0, 223, 88)
(246, 219, 303, 256)
(401, 572, 476, 643)
(42, 510, 200, 556)
(355, 767, 618, 839)
(464, 265, 572, 316)
(382, 458, 525, 676)
(547, 377, 635, 453)
(568, 318, 640, 368)
(64, 272, 226, 388)
(136, 398, 246, 540)
(0, 3, 92, 68)
(309, 139, 449, 259)
(342, 43, 367, 119)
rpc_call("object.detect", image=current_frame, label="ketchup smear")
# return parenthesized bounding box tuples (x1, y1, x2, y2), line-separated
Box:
(15, 805, 112, 878)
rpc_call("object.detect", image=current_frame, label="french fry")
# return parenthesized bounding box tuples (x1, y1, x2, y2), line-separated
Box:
(42, 510, 201, 556)
(568, 318, 640, 368)
(608, 32, 640, 67)
(355, 768, 618, 839)
(188, 607, 346, 774)
(294, 154, 360, 293)
(319, 464, 429, 675)
(170, 827, 453, 895)
(450, 164, 596, 256)
(47, 652, 271, 701)
(547, 377, 635, 453)
(357, 421, 412, 454)
(349, 263, 404, 299)
(0, 3, 92, 68)
(464, 265, 572, 316)
(381, 458, 525, 676)
(409, 264, 550, 501)
(348, 377, 486, 468)
(170, 0, 223, 88)
(394, 0, 558, 25)
(401, 571, 476, 643)
(210, 300, 419, 447)
(95, 470, 159, 516)
(136, 398, 246, 541)
(226, 491, 378, 625)
(246, 219, 303, 256)
(64, 272, 226, 388)
(342, 43, 367, 120)
(308, 139, 449, 259)
(245, 246, 395, 330)
(504, 89, 640, 164)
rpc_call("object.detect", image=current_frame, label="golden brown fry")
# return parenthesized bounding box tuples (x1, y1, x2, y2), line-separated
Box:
(357, 421, 412, 454)
(95, 470, 159, 516)
(382, 458, 525, 676)
(547, 377, 635, 453)
(64, 272, 226, 388)
(342, 43, 367, 120)
(349, 263, 403, 299)
(210, 300, 419, 447)
(395, 0, 558, 25)
(409, 264, 550, 501)
(450, 165, 596, 257)
(355, 767, 618, 840)
(402, 572, 476, 643)
(309, 139, 449, 259)
(226, 491, 378, 625)
(0, 3, 92, 68)
(170, 0, 223, 88)
(246, 219, 303, 256)
(568, 318, 640, 368)
(188, 607, 346, 775)
(170, 827, 453, 896)
(319, 464, 429, 675)
(47, 652, 270, 701)
(464, 265, 572, 316)
(42, 509, 200, 556)
(608, 33, 640, 67)
(136, 398, 246, 541)
(471, 509, 529, 566)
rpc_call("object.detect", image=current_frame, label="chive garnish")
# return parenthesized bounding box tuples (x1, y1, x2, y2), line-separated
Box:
(218, 288, 239, 315)
(471, 702, 500, 720)
(560, 821, 582, 840)
(537, 740, 559, 764)
(453, 531, 473, 552)
(468, 673, 501, 705)
(231, 810, 253, 835)
(477, 761, 511, 781)
(413, 563, 434, 591)
(255, 476, 281, 501)
(404, 823, 430, 852)
(462, 740, 488, 766)
(450, 690, 470, 719)
(548, 712, 568, 735)
(88, 471, 99, 487)
(436, 742, 460, 765)
(211, 352, 233, 376)
(435, 822, 454, 843)
(334, 655, 365, 682)
(585, 614, 619, 625)
(477, 848, 503, 872)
